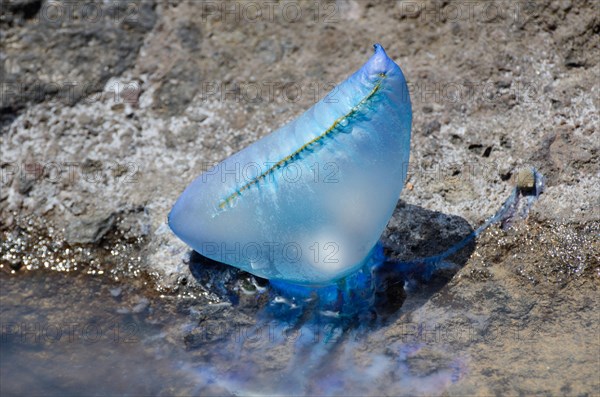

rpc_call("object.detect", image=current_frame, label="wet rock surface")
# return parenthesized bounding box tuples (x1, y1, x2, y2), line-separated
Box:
(1, 0, 598, 395)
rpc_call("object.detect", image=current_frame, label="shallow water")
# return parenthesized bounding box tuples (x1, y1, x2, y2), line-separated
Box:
(1, 270, 467, 396)
(1, 273, 181, 396)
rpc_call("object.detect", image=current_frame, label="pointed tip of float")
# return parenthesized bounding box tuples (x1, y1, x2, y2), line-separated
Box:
(372, 43, 389, 62)
(364, 43, 397, 77)
(373, 43, 386, 54)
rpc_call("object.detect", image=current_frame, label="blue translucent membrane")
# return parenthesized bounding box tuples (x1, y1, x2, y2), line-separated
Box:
(169, 44, 412, 285)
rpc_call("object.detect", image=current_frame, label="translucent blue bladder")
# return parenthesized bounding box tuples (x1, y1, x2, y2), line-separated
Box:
(169, 44, 412, 285)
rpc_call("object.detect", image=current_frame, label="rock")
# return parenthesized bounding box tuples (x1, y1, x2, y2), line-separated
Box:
(1, 0, 42, 24)
(65, 213, 116, 244)
(0, 0, 156, 123)
(423, 120, 441, 135)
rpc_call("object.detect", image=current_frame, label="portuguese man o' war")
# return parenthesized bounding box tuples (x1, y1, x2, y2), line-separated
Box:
(168, 44, 545, 396)
(170, 44, 412, 285)
(169, 43, 545, 296)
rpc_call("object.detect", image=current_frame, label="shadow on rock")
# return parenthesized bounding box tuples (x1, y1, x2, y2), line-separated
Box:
(379, 201, 475, 316)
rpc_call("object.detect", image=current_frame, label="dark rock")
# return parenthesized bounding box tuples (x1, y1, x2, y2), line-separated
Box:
(1, 0, 42, 26)
(65, 213, 116, 244)
(176, 20, 202, 51)
(423, 120, 441, 135)
(1, 0, 156, 122)
(152, 63, 203, 116)
(382, 202, 475, 266)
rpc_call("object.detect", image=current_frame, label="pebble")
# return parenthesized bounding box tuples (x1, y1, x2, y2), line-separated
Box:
(516, 167, 536, 191)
